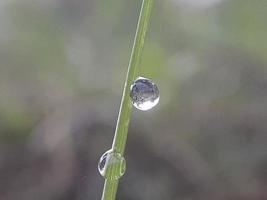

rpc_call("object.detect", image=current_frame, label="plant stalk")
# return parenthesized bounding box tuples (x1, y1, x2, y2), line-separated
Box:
(101, 0, 154, 199)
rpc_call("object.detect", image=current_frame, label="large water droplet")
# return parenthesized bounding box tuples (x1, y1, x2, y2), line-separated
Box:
(98, 149, 126, 180)
(130, 77, 159, 111)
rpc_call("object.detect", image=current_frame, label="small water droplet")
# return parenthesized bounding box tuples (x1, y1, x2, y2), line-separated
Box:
(98, 149, 126, 180)
(130, 77, 159, 111)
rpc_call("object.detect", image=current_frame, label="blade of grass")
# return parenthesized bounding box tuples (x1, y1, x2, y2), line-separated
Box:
(101, 0, 154, 199)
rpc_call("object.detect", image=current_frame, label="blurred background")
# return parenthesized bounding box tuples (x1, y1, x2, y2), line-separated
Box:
(0, 0, 267, 199)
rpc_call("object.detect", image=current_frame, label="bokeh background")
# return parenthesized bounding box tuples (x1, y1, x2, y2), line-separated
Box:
(1, 0, 267, 199)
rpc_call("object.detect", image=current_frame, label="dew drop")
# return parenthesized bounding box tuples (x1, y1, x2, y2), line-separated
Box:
(130, 77, 159, 111)
(98, 149, 126, 180)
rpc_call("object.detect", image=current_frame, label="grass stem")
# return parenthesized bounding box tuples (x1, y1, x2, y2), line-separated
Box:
(101, 0, 154, 199)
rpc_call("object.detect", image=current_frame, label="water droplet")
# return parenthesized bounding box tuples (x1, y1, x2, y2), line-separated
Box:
(130, 77, 159, 111)
(98, 149, 126, 180)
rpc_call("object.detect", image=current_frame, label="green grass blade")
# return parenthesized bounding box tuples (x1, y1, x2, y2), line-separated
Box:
(101, 180, 119, 200)
(112, 0, 154, 155)
(101, 0, 154, 199)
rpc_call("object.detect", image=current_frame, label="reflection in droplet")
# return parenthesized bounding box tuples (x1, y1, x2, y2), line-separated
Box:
(98, 149, 126, 180)
(130, 77, 159, 111)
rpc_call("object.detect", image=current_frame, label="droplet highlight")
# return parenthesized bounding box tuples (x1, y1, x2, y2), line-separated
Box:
(98, 149, 126, 180)
(130, 77, 159, 111)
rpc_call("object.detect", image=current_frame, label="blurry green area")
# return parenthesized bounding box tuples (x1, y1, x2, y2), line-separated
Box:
(0, 0, 267, 199)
